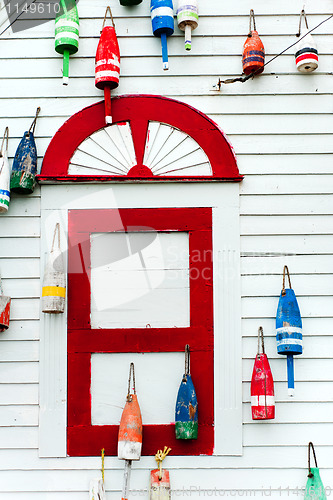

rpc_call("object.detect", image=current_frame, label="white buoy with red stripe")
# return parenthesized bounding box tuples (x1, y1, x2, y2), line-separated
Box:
(118, 363, 142, 500)
(0, 273, 11, 333)
(150, 447, 171, 500)
(295, 10, 318, 73)
(0, 127, 10, 213)
(251, 327, 275, 420)
(42, 223, 66, 314)
(95, 6, 120, 125)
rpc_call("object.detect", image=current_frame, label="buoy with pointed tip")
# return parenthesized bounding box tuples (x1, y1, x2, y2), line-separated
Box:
(151, 0, 174, 70)
(150, 447, 171, 500)
(0, 127, 10, 213)
(10, 107, 40, 195)
(242, 9, 265, 76)
(305, 443, 327, 500)
(118, 363, 142, 500)
(175, 345, 198, 439)
(55, 0, 79, 85)
(0, 273, 11, 332)
(276, 266, 303, 397)
(295, 10, 318, 73)
(95, 6, 120, 125)
(42, 223, 66, 314)
(177, 0, 198, 51)
(251, 327, 275, 420)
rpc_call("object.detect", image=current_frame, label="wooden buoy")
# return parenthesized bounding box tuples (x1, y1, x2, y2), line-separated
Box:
(0, 127, 10, 214)
(305, 443, 327, 500)
(89, 449, 106, 500)
(251, 327, 275, 420)
(0, 273, 11, 332)
(151, 0, 174, 70)
(118, 363, 142, 500)
(149, 447, 171, 500)
(295, 10, 318, 73)
(242, 10, 265, 76)
(10, 107, 40, 195)
(276, 266, 303, 397)
(177, 0, 198, 51)
(55, 0, 80, 85)
(95, 6, 120, 125)
(42, 223, 66, 314)
(120, 0, 142, 5)
(175, 345, 198, 440)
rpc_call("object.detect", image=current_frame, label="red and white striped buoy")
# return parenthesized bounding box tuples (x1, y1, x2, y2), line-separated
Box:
(251, 327, 275, 420)
(95, 6, 120, 125)
(149, 447, 171, 500)
(118, 363, 142, 500)
(0, 273, 11, 332)
(0, 127, 10, 213)
(242, 10, 265, 76)
(42, 223, 66, 314)
(295, 10, 318, 73)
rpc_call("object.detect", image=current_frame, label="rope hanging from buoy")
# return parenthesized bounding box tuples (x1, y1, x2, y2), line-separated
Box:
(297, 9, 309, 36)
(155, 446, 171, 480)
(102, 6, 115, 31)
(0, 127, 9, 159)
(184, 344, 190, 382)
(28, 107, 41, 136)
(257, 326, 265, 356)
(282, 265, 292, 296)
(127, 362, 136, 401)
(308, 442, 318, 478)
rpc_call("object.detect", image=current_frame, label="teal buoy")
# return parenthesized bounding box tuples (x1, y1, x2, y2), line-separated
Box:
(175, 345, 198, 440)
(305, 443, 327, 500)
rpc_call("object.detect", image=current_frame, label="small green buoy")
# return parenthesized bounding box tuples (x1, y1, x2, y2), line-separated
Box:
(55, 0, 79, 85)
(305, 442, 327, 500)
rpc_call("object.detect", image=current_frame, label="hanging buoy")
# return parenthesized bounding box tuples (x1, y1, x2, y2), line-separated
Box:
(150, 447, 171, 500)
(118, 363, 142, 500)
(177, 0, 198, 51)
(42, 223, 66, 314)
(10, 107, 40, 195)
(305, 443, 327, 500)
(251, 327, 275, 420)
(90, 449, 106, 500)
(120, 0, 142, 5)
(175, 344, 198, 440)
(0, 273, 11, 332)
(242, 10, 265, 76)
(295, 10, 318, 73)
(55, 0, 80, 85)
(151, 0, 174, 70)
(0, 127, 10, 214)
(95, 6, 120, 125)
(276, 266, 303, 397)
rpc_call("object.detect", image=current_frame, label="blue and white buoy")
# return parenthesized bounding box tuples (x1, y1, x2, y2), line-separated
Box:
(150, 0, 174, 70)
(175, 345, 198, 439)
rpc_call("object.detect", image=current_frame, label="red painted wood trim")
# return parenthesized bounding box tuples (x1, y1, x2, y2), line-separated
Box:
(39, 95, 242, 182)
(67, 207, 214, 456)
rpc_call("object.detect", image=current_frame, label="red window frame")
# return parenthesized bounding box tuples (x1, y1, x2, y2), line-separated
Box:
(67, 208, 214, 456)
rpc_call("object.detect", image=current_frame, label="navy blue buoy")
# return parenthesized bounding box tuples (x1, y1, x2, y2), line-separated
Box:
(276, 266, 303, 397)
(175, 344, 198, 439)
(150, 0, 174, 70)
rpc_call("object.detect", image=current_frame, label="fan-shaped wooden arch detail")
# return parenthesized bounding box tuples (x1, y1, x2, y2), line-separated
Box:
(38, 95, 243, 182)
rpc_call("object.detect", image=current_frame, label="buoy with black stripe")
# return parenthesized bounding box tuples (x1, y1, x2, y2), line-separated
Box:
(55, 0, 79, 85)
(151, 0, 174, 70)
(276, 265, 303, 397)
(175, 344, 198, 439)
(120, 0, 142, 5)
(150, 447, 171, 500)
(251, 327, 275, 420)
(242, 9, 265, 76)
(10, 107, 40, 195)
(0, 127, 10, 213)
(42, 223, 66, 314)
(305, 443, 327, 500)
(95, 6, 120, 125)
(177, 0, 198, 51)
(0, 273, 11, 332)
(295, 10, 318, 73)
(118, 363, 142, 500)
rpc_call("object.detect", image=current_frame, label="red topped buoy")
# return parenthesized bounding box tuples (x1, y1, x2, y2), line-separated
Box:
(95, 6, 120, 125)
(251, 327, 275, 420)
(242, 10, 265, 76)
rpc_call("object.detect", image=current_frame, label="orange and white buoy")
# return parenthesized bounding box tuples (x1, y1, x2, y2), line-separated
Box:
(242, 10, 265, 76)
(149, 447, 171, 500)
(42, 223, 66, 314)
(0, 273, 11, 332)
(251, 327, 275, 420)
(118, 363, 142, 500)
(95, 6, 120, 125)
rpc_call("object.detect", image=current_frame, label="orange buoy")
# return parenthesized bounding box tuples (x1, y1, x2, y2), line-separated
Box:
(118, 363, 142, 500)
(242, 10, 265, 76)
(95, 6, 120, 125)
(251, 327, 275, 420)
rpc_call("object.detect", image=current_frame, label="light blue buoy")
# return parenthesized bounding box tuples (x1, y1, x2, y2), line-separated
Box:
(175, 344, 198, 439)
(276, 265, 303, 397)
(150, 0, 174, 70)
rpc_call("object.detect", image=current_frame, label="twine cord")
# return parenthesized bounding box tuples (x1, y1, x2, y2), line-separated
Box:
(51, 223, 61, 252)
(155, 446, 171, 480)
(249, 9, 256, 35)
(102, 6, 115, 30)
(127, 362, 136, 401)
(183, 344, 190, 382)
(282, 265, 292, 296)
(28, 107, 41, 136)
(0, 127, 9, 157)
(101, 448, 105, 484)
(257, 327, 265, 355)
(298, 9, 309, 36)
(308, 442, 318, 478)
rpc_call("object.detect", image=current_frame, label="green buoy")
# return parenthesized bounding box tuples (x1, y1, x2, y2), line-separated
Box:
(55, 0, 79, 85)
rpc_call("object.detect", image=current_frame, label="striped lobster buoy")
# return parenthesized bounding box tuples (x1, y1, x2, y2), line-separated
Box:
(89, 449, 106, 500)
(175, 345, 198, 440)
(0, 273, 11, 332)
(10, 107, 40, 195)
(42, 223, 66, 314)
(150, 447, 171, 500)
(251, 327, 275, 420)
(242, 10, 265, 76)
(151, 0, 174, 70)
(55, 0, 80, 85)
(295, 10, 318, 73)
(276, 266, 303, 397)
(95, 6, 120, 125)
(305, 443, 327, 500)
(0, 127, 10, 213)
(177, 0, 198, 51)
(118, 363, 142, 500)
